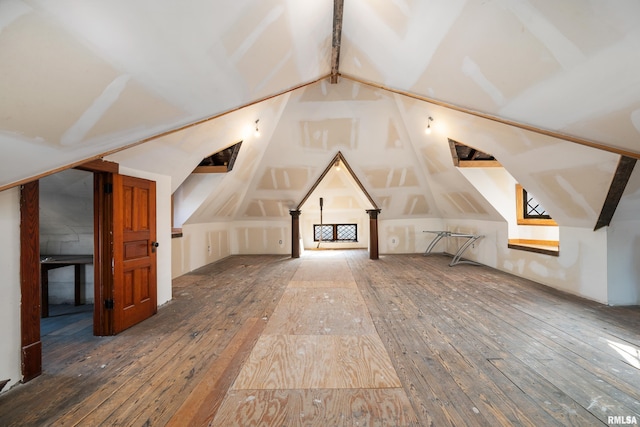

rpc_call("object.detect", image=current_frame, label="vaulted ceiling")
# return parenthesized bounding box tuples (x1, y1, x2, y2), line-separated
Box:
(2, 1, 639, 226)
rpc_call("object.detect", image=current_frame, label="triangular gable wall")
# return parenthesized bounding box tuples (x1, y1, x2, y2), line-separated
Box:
(296, 151, 377, 210)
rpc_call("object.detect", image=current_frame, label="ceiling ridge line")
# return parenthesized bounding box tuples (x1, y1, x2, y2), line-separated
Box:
(340, 73, 640, 160)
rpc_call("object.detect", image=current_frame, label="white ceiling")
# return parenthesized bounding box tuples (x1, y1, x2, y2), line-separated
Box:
(2, 0, 639, 226)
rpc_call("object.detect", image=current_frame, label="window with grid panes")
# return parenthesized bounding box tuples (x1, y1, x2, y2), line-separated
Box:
(313, 224, 357, 242)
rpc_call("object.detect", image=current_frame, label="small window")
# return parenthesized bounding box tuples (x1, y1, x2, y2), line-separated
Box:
(313, 224, 357, 242)
(516, 184, 557, 226)
(193, 141, 242, 173)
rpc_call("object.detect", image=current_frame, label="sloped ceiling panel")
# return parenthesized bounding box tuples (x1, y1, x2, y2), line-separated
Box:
(0, 0, 333, 188)
(341, 0, 640, 156)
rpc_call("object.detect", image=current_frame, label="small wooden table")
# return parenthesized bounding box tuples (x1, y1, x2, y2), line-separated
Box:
(423, 231, 484, 266)
(41, 255, 93, 318)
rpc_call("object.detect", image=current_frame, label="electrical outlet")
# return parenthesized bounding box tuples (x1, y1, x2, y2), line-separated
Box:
(207, 245, 211, 253)
(278, 240, 283, 244)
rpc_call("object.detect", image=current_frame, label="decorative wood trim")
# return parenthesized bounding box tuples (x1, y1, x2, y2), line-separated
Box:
(75, 159, 119, 174)
(20, 180, 41, 382)
(290, 210, 301, 259)
(515, 184, 558, 226)
(192, 165, 228, 174)
(367, 209, 381, 260)
(508, 238, 559, 246)
(296, 151, 378, 210)
(458, 160, 502, 168)
(0, 75, 331, 193)
(508, 240, 559, 257)
(448, 139, 460, 167)
(330, 0, 344, 84)
(594, 155, 637, 230)
(93, 172, 114, 336)
(341, 74, 640, 160)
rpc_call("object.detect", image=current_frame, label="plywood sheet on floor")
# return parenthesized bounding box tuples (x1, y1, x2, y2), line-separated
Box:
(264, 288, 376, 335)
(211, 388, 419, 427)
(232, 334, 401, 389)
(290, 259, 354, 282)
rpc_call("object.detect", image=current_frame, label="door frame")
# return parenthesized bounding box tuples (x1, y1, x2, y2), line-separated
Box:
(20, 160, 120, 381)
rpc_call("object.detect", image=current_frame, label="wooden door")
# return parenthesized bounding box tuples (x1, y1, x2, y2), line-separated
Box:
(112, 174, 157, 333)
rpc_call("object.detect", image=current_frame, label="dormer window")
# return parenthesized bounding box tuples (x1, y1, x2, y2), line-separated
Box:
(193, 141, 242, 173)
(515, 184, 557, 226)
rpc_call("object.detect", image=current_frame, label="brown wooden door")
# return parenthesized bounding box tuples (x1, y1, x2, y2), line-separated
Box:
(112, 174, 157, 333)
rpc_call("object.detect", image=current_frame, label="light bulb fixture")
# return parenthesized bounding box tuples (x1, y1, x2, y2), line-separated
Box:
(254, 119, 260, 137)
(425, 116, 433, 134)
(334, 159, 341, 170)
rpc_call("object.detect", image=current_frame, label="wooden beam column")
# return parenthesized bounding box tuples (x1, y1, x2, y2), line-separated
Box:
(594, 155, 637, 230)
(366, 209, 381, 260)
(330, 0, 344, 83)
(290, 210, 301, 258)
(20, 181, 42, 382)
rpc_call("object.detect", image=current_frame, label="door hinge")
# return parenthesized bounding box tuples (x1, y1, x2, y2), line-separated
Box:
(104, 299, 114, 310)
(104, 183, 113, 194)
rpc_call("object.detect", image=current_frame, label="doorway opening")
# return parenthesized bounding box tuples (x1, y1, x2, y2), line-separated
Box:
(39, 169, 95, 363)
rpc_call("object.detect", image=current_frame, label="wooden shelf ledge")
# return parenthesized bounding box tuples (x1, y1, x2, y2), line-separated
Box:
(508, 239, 559, 257)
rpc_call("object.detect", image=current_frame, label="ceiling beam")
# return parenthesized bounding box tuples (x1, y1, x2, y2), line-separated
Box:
(594, 155, 637, 230)
(330, 0, 345, 84)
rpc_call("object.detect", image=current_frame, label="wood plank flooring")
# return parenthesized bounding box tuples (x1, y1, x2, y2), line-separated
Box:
(0, 250, 639, 426)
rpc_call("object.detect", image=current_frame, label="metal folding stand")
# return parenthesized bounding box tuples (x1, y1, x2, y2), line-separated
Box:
(423, 231, 484, 266)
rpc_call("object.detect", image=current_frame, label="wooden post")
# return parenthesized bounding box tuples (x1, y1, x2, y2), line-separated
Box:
(366, 209, 381, 260)
(290, 210, 301, 258)
(20, 181, 42, 382)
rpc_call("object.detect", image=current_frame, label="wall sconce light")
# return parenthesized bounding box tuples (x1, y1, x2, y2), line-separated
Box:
(425, 116, 433, 134)
(334, 159, 341, 171)
(254, 119, 260, 137)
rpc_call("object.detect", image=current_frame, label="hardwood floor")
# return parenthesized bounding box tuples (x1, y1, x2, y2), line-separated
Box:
(1, 250, 639, 426)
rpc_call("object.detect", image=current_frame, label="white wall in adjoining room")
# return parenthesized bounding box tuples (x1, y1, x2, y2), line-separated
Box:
(0, 187, 22, 393)
(39, 169, 95, 304)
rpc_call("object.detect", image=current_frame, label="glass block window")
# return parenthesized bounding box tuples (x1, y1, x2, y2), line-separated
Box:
(313, 224, 358, 242)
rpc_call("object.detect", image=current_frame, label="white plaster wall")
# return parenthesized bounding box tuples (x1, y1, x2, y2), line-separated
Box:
(118, 167, 172, 306)
(178, 222, 231, 274)
(231, 221, 290, 255)
(443, 219, 609, 304)
(607, 220, 640, 305)
(171, 236, 185, 279)
(0, 188, 22, 392)
(379, 218, 445, 254)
